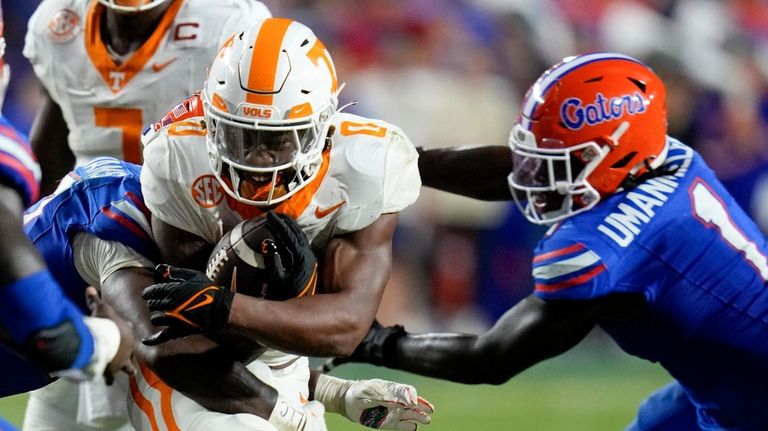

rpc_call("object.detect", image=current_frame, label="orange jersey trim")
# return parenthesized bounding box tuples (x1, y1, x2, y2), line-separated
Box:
(85, 0, 184, 94)
(226, 149, 332, 220)
(135, 363, 182, 431)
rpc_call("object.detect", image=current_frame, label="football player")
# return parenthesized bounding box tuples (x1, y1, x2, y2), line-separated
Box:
(137, 17, 430, 430)
(330, 53, 768, 431)
(0, 13, 134, 426)
(23, 0, 271, 196)
(20, 157, 326, 431)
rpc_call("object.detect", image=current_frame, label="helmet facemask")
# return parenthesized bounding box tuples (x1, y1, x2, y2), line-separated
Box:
(205, 94, 335, 207)
(203, 18, 341, 208)
(509, 124, 606, 224)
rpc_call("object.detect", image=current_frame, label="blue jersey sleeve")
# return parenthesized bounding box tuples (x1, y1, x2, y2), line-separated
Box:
(0, 117, 40, 207)
(531, 236, 612, 300)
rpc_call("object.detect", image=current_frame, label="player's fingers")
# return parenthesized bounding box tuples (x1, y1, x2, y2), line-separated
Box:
(397, 408, 431, 424)
(417, 397, 434, 414)
(84, 286, 101, 312)
(154, 264, 198, 282)
(148, 311, 174, 327)
(267, 211, 306, 249)
(142, 329, 173, 346)
(141, 282, 177, 301)
(262, 239, 287, 280)
(121, 363, 136, 376)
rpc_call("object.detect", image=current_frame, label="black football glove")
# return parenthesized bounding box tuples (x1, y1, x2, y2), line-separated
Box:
(141, 264, 234, 346)
(263, 211, 318, 300)
(323, 320, 406, 371)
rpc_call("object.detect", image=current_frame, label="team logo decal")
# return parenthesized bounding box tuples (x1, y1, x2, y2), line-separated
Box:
(560, 92, 647, 130)
(192, 174, 225, 208)
(47, 9, 81, 44)
(238, 104, 276, 119)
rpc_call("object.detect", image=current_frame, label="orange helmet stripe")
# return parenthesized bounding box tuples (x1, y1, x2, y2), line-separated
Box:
(245, 18, 293, 106)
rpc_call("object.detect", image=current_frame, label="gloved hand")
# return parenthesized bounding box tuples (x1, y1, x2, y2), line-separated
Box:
(141, 264, 234, 346)
(314, 374, 433, 430)
(268, 394, 328, 431)
(263, 211, 318, 300)
(324, 320, 406, 370)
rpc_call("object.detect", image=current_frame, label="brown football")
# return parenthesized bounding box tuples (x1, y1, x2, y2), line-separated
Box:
(205, 217, 277, 299)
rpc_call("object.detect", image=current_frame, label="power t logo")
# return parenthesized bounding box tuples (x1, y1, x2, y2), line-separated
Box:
(560, 92, 647, 130)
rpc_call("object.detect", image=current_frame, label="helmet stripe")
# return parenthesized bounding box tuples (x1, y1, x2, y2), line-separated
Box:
(246, 18, 293, 106)
(520, 52, 644, 130)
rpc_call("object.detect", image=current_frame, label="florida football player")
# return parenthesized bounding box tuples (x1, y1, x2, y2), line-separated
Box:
(23, 0, 271, 196)
(0, 19, 134, 427)
(330, 53, 768, 431)
(137, 17, 430, 431)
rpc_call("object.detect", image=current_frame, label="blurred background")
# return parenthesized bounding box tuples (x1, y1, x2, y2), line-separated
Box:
(4, 0, 768, 429)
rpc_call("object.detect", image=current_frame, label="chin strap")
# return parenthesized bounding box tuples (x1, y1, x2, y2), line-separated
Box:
(621, 156, 679, 190)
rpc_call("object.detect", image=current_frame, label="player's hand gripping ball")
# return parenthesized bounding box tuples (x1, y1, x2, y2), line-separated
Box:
(141, 212, 318, 345)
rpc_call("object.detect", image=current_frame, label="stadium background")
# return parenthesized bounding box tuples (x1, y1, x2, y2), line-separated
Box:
(3, 0, 768, 429)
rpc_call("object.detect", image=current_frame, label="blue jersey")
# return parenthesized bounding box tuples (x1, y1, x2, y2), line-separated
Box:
(532, 139, 768, 429)
(0, 115, 40, 207)
(23, 157, 157, 313)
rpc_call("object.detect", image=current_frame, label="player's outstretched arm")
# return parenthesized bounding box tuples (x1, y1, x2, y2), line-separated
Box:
(339, 294, 643, 384)
(29, 91, 74, 197)
(417, 146, 513, 201)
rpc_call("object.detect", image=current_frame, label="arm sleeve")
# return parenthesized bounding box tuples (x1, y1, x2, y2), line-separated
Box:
(71, 232, 154, 288)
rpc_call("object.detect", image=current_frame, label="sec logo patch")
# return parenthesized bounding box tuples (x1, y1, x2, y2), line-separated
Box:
(191, 175, 224, 208)
(48, 9, 81, 44)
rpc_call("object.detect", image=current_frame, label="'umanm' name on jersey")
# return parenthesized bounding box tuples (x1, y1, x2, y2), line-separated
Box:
(597, 146, 692, 247)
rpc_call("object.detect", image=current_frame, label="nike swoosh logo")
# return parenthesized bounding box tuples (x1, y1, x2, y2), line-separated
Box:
(185, 291, 214, 311)
(152, 58, 176, 73)
(315, 200, 346, 218)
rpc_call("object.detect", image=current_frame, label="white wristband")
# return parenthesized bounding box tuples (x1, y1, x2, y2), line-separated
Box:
(268, 394, 308, 431)
(313, 374, 353, 416)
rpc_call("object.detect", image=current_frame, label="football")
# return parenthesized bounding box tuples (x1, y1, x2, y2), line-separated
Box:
(205, 216, 281, 299)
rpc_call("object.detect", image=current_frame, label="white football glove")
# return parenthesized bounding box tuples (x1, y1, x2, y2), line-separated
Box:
(268, 394, 327, 431)
(314, 374, 434, 430)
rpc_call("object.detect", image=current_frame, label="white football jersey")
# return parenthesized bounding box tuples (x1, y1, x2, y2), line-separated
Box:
(141, 111, 421, 250)
(23, 0, 271, 166)
(141, 111, 422, 366)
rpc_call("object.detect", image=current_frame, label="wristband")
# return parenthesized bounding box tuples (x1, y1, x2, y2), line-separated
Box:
(313, 374, 353, 416)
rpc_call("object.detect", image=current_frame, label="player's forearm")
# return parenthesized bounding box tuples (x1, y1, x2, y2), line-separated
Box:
(230, 292, 371, 357)
(146, 340, 277, 418)
(394, 333, 514, 384)
(417, 146, 513, 201)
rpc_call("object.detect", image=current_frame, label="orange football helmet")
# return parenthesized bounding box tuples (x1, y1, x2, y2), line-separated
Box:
(508, 52, 668, 224)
